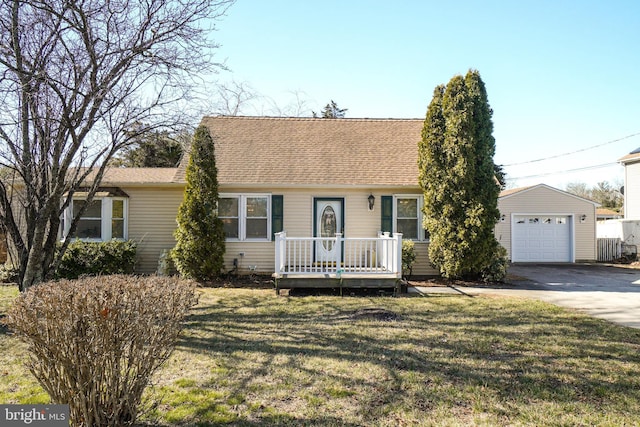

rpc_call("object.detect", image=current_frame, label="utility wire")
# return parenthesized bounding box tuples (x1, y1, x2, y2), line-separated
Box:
(502, 132, 640, 167)
(506, 162, 618, 181)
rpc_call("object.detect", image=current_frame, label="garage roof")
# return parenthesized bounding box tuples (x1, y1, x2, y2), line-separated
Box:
(500, 183, 599, 206)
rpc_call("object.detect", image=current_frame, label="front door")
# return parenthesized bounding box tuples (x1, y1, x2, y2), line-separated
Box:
(314, 198, 344, 262)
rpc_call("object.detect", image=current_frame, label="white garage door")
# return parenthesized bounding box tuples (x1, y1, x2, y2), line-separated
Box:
(512, 215, 572, 262)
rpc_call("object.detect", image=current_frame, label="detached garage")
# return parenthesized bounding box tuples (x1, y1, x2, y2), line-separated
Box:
(496, 184, 597, 263)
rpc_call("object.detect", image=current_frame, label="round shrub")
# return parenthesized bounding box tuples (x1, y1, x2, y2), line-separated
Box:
(4, 275, 197, 427)
(402, 239, 417, 279)
(55, 240, 137, 279)
(481, 245, 509, 283)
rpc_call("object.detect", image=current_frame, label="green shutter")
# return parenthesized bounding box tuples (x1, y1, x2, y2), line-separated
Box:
(271, 195, 284, 241)
(381, 196, 393, 234)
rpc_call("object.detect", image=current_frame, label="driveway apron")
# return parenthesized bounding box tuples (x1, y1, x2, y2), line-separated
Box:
(416, 264, 640, 329)
(486, 264, 640, 328)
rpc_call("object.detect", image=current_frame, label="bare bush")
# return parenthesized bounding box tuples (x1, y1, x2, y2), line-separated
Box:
(3, 275, 197, 426)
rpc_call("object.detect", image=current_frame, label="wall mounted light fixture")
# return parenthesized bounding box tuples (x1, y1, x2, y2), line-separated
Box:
(500, 214, 506, 222)
(580, 214, 587, 223)
(368, 194, 375, 211)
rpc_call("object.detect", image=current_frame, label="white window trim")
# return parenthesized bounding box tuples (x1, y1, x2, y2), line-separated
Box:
(220, 194, 271, 242)
(393, 194, 429, 242)
(63, 197, 128, 242)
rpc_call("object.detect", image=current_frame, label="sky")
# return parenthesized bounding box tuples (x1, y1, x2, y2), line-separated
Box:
(206, 0, 640, 190)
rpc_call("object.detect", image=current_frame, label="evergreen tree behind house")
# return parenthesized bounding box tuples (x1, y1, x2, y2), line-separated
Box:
(313, 100, 348, 118)
(110, 124, 188, 168)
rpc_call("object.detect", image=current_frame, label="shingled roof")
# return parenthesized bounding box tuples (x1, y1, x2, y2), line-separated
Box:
(101, 168, 179, 184)
(81, 167, 180, 185)
(498, 186, 533, 198)
(619, 147, 640, 164)
(174, 116, 425, 187)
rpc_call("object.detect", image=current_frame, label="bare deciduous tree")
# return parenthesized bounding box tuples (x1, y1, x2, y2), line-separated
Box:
(212, 79, 258, 115)
(0, 0, 234, 289)
(566, 180, 623, 210)
(262, 90, 315, 117)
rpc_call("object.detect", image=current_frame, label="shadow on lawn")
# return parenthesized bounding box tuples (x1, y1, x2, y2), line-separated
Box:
(138, 415, 364, 427)
(0, 314, 8, 335)
(170, 290, 640, 425)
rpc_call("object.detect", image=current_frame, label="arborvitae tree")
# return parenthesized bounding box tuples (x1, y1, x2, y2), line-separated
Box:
(419, 70, 505, 280)
(172, 125, 226, 281)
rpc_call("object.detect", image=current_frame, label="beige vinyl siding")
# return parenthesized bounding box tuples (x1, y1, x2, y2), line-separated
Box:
(412, 243, 437, 276)
(221, 187, 436, 276)
(124, 186, 184, 274)
(219, 188, 385, 275)
(224, 242, 274, 275)
(126, 186, 273, 276)
(497, 186, 596, 262)
(625, 161, 640, 219)
(123, 185, 436, 277)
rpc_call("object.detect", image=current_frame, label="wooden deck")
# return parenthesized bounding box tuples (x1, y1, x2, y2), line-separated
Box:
(273, 273, 401, 295)
(273, 232, 403, 295)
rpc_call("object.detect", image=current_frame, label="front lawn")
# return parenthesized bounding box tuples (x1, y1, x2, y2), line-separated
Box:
(2, 285, 640, 426)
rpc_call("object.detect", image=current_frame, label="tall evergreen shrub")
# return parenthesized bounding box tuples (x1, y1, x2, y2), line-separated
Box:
(418, 70, 506, 280)
(172, 125, 225, 281)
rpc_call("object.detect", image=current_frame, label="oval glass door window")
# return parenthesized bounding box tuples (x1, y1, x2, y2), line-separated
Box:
(320, 205, 336, 250)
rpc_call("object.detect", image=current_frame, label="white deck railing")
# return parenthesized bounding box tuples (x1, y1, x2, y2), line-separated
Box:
(274, 231, 403, 278)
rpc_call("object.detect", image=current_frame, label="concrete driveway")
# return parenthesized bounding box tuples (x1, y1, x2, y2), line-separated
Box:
(505, 264, 640, 328)
(416, 264, 640, 328)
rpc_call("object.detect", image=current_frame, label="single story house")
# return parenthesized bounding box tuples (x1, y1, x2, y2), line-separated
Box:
(71, 117, 597, 281)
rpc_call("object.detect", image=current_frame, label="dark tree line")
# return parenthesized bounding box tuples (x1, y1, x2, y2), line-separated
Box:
(565, 181, 623, 211)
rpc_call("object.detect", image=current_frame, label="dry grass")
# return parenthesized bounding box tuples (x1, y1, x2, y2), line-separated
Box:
(2, 285, 640, 426)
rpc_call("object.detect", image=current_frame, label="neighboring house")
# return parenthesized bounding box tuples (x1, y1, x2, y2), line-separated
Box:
(65, 117, 597, 279)
(596, 208, 622, 221)
(496, 184, 597, 263)
(619, 148, 640, 219)
(596, 149, 640, 253)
